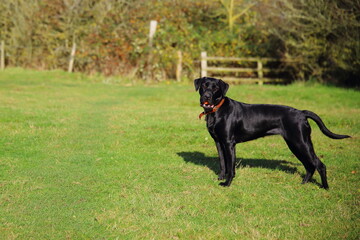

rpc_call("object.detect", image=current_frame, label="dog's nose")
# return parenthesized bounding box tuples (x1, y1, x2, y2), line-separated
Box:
(203, 92, 211, 100)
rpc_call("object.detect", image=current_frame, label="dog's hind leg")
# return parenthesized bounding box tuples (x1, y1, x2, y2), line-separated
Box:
(284, 139, 318, 185)
(315, 159, 328, 189)
(283, 121, 329, 189)
(300, 124, 329, 189)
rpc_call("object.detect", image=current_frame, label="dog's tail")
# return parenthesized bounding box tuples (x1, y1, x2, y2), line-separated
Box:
(303, 110, 350, 139)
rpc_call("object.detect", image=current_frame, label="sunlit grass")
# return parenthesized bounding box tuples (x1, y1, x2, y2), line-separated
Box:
(0, 68, 359, 239)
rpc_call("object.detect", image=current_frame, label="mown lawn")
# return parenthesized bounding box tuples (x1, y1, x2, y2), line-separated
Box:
(0, 68, 359, 239)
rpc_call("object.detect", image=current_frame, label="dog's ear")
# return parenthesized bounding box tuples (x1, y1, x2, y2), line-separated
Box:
(219, 79, 229, 96)
(194, 77, 204, 91)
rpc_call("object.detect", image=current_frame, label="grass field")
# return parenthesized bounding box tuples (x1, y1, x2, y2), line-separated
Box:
(0, 68, 359, 239)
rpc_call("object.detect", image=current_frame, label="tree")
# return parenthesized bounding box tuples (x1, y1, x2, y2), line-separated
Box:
(219, 0, 256, 32)
(260, 0, 360, 85)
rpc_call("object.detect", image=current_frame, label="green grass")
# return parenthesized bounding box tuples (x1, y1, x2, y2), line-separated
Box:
(0, 68, 359, 239)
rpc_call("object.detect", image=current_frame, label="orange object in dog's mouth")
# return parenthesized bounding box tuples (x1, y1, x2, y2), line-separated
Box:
(201, 101, 215, 108)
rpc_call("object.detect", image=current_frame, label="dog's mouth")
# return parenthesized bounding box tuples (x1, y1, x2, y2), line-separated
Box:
(200, 101, 215, 109)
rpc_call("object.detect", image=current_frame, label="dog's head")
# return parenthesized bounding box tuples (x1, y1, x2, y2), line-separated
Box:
(194, 77, 229, 111)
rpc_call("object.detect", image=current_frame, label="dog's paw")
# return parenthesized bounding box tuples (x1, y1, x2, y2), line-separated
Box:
(218, 175, 225, 180)
(219, 181, 230, 187)
(320, 185, 329, 190)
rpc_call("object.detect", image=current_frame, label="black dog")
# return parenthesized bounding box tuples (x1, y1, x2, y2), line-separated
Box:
(195, 77, 350, 189)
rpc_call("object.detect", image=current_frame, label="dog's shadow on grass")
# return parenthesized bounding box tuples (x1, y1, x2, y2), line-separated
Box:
(177, 151, 321, 186)
(177, 151, 299, 174)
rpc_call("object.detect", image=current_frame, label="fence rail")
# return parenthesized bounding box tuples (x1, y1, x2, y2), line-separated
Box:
(200, 51, 291, 85)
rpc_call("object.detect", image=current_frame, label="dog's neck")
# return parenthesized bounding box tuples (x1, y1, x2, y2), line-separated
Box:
(199, 98, 225, 119)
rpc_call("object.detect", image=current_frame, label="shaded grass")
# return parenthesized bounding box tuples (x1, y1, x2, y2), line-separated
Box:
(0, 68, 359, 239)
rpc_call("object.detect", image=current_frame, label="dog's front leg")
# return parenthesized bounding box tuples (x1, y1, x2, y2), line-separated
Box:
(215, 142, 226, 180)
(219, 142, 236, 187)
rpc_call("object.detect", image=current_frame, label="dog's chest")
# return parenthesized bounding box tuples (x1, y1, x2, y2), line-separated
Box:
(206, 115, 215, 128)
(206, 115, 220, 138)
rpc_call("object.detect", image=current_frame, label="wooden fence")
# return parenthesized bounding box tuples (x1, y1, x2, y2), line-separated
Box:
(201, 51, 290, 85)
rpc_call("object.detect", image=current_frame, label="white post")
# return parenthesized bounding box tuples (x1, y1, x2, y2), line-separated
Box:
(148, 20, 157, 47)
(257, 59, 263, 85)
(201, 51, 207, 77)
(176, 50, 182, 82)
(1, 40, 4, 70)
(146, 20, 158, 83)
(68, 42, 76, 73)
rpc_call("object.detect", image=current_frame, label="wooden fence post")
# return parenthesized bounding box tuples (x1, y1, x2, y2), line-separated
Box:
(148, 20, 157, 48)
(176, 50, 182, 82)
(257, 59, 263, 85)
(201, 51, 207, 77)
(1, 40, 4, 70)
(68, 42, 76, 73)
(146, 20, 158, 84)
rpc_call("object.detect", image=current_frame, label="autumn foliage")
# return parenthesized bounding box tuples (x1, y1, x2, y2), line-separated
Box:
(0, 0, 358, 85)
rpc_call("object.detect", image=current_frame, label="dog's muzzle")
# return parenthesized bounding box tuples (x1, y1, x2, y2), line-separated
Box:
(199, 98, 225, 119)
(200, 101, 215, 109)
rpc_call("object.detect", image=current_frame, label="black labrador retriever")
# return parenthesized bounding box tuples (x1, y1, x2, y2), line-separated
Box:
(195, 77, 350, 189)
